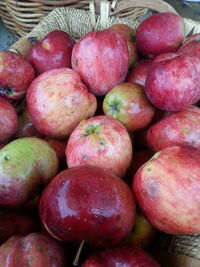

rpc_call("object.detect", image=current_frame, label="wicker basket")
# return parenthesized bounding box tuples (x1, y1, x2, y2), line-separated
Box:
(5, 0, 200, 266)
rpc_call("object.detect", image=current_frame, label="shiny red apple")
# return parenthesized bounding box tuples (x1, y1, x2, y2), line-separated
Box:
(28, 30, 75, 75)
(39, 165, 136, 247)
(145, 53, 200, 111)
(81, 246, 160, 266)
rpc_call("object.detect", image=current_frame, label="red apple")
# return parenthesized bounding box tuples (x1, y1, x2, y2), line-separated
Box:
(44, 137, 67, 166)
(103, 82, 155, 132)
(178, 33, 200, 56)
(0, 210, 41, 244)
(145, 53, 200, 111)
(122, 213, 157, 249)
(39, 165, 136, 247)
(110, 23, 138, 67)
(0, 232, 69, 266)
(136, 12, 184, 58)
(15, 106, 42, 138)
(28, 30, 75, 75)
(0, 51, 35, 100)
(66, 115, 132, 178)
(27, 68, 97, 138)
(127, 60, 152, 87)
(0, 96, 18, 142)
(146, 105, 200, 152)
(72, 29, 129, 96)
(81, 246, 160, 266)
(125, 149, 153, 186)
(133, 145, 200, 234)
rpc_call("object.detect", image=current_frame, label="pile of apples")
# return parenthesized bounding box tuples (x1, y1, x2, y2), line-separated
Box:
(0, 11, 200, 266)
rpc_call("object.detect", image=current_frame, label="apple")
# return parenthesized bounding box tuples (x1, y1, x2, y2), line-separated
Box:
(110, 23, 138, 67)
(28, 30, 75, 75)
(0, 96, 18, 142)
(136, 12, 184, 58)
(125, 149, 153, 186)
(122, 213, 157, 249)
(44, 137, 67, 167)
(103, 82, 155, 132)
(0, 137, 58, 208)
(26, 68, 97, 138)
(66, 115, 132, 178)
(39, 165, 136, 247)
(71, 29, 129, 96)
(146, 105, 200, 152)
(127, 59, 152, 87)
(178, 33, 200, 56)
(15, 106, 42, 138)
(81, 246, 160, 266)
(145, 53, 200, 111)
(0, 210, 41, 244)
(0, 51, 35, 100)
(0, 232, 70, 266)
(133, 145, 200, 234)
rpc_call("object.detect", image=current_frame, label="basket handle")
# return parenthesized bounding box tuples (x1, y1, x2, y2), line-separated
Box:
(110, 0, 178, 15)
(91, 0, 178, 29)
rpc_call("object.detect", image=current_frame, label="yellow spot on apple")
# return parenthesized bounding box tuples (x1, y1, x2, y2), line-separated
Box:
(42, 42, 51, 50)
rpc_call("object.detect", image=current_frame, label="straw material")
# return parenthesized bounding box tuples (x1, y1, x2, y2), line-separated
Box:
(169, 234, 200, 260)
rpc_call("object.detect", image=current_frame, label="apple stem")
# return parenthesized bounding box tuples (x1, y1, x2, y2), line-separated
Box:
(73, 240, 85, 266)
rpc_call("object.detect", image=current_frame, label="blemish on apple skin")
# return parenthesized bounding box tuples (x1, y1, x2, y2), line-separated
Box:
(83, 154, 88, 161)
(4, 155, 10, 161)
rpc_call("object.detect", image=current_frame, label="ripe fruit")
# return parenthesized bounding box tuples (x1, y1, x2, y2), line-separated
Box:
(72, 29, 129, 96)
(66, 115, 132, 178)
(0, 51, 35, 100)
(39, 165, 135, 247)
(136, 12, 184, 58)
(133, 145, 200, 234)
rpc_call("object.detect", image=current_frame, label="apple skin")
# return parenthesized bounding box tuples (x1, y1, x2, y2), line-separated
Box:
(125, 149, 153, 186)
(136, 12, 184, 58)
(145, 53, 200, 111)
(110, 24, 138, 67)
(81, 246, 160, 267)
(178, 33, 200, 56)
(0, 210, 41, 244)
(66, 115, 132, 178)
(44, 137, 67, 167)
(28, 30, 75, 75)
(0, 137, 58, 208)
(39, 165, 136, 247)
(15, 106, 42, 138)
(26, 68, 97, 138)
(122, 213, 157, 249)
(127, 60, 152, 87)
(0, 51, 35, 100)
(0, 96, 18, 142)
(103, 82, 155, 132)
(71, 29, 129, 96)
(146, 105, 200, 152)
(133, 145, 200, 234)
(0, 233, 69, 267)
